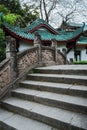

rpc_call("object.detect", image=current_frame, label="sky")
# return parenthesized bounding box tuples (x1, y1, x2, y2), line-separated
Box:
(20, 0, 87, 28)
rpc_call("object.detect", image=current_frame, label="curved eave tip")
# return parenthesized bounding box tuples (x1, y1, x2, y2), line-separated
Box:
(0, 12, 3, 18)
(0, 12, 3, 16)
(82, 22, 85, 29)
(0, 12, 4, 22)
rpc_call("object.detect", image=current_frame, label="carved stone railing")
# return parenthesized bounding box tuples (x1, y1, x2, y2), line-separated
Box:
(41, 46, 68, 65)
(0, 36, 69, 99)
(57, 49, 68, 64)
(0, 37, 39, 99)
(41, 46, 55, 65)
(18, 46, 39, 74)
(0, 59, 11, 95)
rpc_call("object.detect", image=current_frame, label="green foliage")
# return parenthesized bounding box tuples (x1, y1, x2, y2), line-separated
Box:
(0, 1, 39, 27)
(74, 61, 87, 64)
(4, 13, 21, 25)
(21, 3, 39, 26)
(0, 0, 22, 15)
(0, 4, 10, 27)
(0, 4, 10, 15)
(0, 28, 6, 62)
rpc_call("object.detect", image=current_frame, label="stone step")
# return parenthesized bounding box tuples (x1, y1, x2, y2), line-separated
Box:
(20, 80, 87, 97)
(1, 65, 87, 130)
(27, 73, 87, 86)
(1, 97, 87, 130)
(0, 108, 57, 130)
(34, 65, 87, 75)
(11, 88, 87, 114)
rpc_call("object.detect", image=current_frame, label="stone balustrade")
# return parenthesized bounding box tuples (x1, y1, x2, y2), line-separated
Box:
(0, 59, 11, 95)
(0, 36, 69, 98)
(18, 46, 39, 74)
(41, 46, 68, 65)
(42, 46, 55, 61)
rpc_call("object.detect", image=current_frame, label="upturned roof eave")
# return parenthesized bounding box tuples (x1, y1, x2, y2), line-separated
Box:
(3, 26, 68, 43)
(4, 25, 82, 43)
(1, 11, 84, 44)
(28, 23, 58, 35)
(3, 26, 34, 43)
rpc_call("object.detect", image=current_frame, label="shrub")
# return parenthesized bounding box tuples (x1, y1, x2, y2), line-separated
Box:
(74, 61, 87, 64)
(0, 28, 6, 62)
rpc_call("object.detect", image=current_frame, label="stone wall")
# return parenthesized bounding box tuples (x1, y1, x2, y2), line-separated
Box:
(0, 46, 40, 96)
(18, 46, 39, 74)
(56, 50, 68, 64)
(41, 46, 55, 65)
(41, 46, 68, 65)
(0, 59, 11, 94)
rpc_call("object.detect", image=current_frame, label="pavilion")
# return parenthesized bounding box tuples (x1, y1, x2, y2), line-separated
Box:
(0, 13, 87, 61)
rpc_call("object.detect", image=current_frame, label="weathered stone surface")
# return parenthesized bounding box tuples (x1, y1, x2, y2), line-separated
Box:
(0, 38, 69, 97)
(0, 65, 87, 130)
(18, 47, 39, 73)
(0, 109, 57, 130)
(0, 60, 11, 93)
(1, 97, 87, 130)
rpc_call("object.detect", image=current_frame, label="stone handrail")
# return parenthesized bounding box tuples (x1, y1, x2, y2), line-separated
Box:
(41, 46, 55, 64)
(57, 50, 69, 64)
(0, 37, 69, 99)
(0, 45, 39, 99)
(18, 46, 39, 74)
(41, 46, 68, 65)
(0, 59, 11, 93)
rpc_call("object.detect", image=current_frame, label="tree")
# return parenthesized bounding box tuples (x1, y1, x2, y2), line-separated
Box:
(0, 0, 22, 15)
(21, 3, 39, 26)
(20, 0, 87, 28)
(0, 28, 6, 62)
(4, 13, 22, 25)
(0, 4, 10, 15)
(0, 0, 39, 27)
(0, 3, 21, 62)
(56, 0, 76, 29)
(21, 0, 58, 23)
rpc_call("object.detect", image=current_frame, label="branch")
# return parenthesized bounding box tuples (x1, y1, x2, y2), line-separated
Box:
(43, 0, 49, 22)
(48, 1, 57, 16)
(57, 12, 65, 20)
(39, 0, 43, 19)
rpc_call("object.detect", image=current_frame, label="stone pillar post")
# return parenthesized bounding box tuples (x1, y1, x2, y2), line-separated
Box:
(34, 31, 42, 64)
(6, 36, 18, 81)
(69, 58, 73, 64)
(62, 48, 67, 64)
(51, 39, 57, 63)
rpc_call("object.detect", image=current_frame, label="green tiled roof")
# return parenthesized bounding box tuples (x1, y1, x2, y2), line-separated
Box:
(19, 19, 58, 33)
(69, 22, 87, 31)
(77, 36, 87, 45)
(0, 13, 84, 42)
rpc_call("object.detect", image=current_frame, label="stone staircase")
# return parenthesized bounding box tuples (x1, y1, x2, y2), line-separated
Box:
(0, 65, 87, 130)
